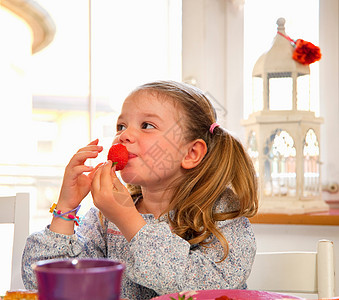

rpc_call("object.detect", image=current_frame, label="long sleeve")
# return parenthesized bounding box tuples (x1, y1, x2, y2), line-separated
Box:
(126, 216, 256, 295)
(21, 208, 107, 290)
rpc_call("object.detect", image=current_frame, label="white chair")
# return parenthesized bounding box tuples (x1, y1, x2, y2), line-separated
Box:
(247, 239, 336, 299)
(0, 193, 30, 290)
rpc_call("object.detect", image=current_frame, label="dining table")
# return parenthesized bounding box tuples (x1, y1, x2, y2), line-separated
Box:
(2, 289, 339, 300)
(0, 289, 300, 300)
(150, 289, 339, 300)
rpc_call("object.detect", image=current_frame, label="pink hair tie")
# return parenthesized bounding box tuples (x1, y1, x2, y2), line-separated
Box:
(209, 122, 220, 134)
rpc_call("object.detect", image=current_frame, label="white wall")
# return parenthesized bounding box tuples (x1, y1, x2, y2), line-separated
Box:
(182, 0, 245, 139)
(319, 0, 339, 190)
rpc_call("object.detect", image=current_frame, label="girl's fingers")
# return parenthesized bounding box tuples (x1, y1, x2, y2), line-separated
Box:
(111, 176, 125, 193)
(76, 145, 103, 154)
(66, 140, 103, 172)
(88, 163, 105, 180)
(92, 161, 123, 193)
(70, 165, 94, 177)
(91, 161, 133, 212)
(108, 164, 124, 192)
(75, 139, 102, 154)
(69, 150, 101, 167)
(101, 161, 116, 189)
(91, 163, 103, 192)
(88, 139, 99, 146)
(64, 165, 94, 182)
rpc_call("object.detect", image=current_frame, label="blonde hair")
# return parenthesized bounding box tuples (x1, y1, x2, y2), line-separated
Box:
(125, 80, 258, 260)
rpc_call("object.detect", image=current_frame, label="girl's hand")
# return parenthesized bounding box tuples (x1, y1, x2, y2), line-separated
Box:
(91, 160, 146, 241)
(58, 139, 103, 211)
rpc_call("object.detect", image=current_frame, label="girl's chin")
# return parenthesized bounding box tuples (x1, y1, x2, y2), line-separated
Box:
(120, 170, 145, 186)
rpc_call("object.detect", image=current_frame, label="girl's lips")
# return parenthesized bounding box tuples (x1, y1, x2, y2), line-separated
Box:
(128, 153, 138, 159)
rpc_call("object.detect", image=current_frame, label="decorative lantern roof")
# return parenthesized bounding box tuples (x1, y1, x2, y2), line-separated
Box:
(251, 18, 312, 112)
(253, 18, 309, 76)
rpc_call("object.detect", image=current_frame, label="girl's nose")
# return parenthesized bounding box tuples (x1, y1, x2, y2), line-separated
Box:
(118, 127, 135, 143)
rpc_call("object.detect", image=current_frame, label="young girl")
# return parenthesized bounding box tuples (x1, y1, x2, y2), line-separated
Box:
(22, 80, 258, 300)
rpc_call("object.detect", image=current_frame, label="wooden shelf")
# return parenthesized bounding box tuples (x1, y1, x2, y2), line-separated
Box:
(249, 209, 339, 226)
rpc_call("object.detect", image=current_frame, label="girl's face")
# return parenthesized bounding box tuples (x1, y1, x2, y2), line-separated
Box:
(113, 90, 189, 189)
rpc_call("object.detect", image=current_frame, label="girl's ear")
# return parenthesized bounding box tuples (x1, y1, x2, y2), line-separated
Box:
(181, 139, 207, 169)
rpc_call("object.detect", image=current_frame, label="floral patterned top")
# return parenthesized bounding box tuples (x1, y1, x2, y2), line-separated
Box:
(22, 189, 256, 300)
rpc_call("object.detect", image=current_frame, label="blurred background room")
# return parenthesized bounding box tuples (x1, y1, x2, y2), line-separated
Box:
(0, 0, 338, 296)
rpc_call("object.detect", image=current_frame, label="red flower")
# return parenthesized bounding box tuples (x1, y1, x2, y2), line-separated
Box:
(292, 39, 322, 65)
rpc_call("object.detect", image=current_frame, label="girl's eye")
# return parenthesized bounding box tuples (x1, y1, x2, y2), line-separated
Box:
(117, 124, 126, 131)
(141, 122, 155, 129)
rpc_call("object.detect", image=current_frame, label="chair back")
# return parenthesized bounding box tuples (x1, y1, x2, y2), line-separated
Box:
(247, 239, 336, 299)
(0, 193, 30, 290)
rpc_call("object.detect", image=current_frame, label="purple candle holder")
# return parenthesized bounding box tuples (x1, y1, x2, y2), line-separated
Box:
(33, 258, 125, 300)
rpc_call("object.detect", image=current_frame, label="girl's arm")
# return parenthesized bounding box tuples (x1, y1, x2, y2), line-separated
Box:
(21, 208, 107, 290)
(125, 217, 256, 295)
(50, 139, 103, 235)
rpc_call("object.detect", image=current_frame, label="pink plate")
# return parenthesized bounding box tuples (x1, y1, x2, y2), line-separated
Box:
(152, 289, 304, 300)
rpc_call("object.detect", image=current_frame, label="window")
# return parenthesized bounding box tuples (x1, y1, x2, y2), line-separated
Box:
(0, 0, 182, 232)
(303, 129, 320, 197)
(263, 129, 296, 197)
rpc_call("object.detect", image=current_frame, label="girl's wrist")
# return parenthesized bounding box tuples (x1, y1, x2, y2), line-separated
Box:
(50, 203, 81, 214)
(54, 200, 80, 214)
(49, 203, 81, 227)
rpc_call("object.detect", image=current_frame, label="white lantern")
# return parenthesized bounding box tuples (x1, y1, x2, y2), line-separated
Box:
(242, 18, 328, 213)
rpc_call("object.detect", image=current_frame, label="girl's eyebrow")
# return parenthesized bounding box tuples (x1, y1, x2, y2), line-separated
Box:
(142, 113, 164, 121)
(117, 112, 164, 122)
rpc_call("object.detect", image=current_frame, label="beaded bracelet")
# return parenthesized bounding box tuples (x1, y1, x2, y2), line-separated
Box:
(49, 203, 81, 226)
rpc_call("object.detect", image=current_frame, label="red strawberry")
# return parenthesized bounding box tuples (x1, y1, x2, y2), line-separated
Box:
(107, 144, 128, 171)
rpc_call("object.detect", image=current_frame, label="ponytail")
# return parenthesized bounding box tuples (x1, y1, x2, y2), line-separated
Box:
(167, 127, 258, 261)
